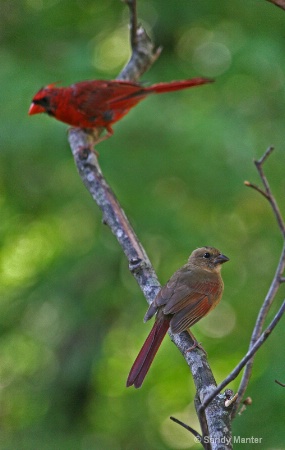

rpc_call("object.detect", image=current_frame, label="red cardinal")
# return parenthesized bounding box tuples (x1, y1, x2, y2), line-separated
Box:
(126, 247, 229, 388)
(29, 78, 212, 138)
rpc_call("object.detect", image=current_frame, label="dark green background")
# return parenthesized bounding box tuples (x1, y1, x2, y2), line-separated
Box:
(1, 0, 285, 448)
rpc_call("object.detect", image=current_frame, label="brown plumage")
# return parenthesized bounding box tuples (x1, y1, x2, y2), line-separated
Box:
(126, 246, 229, 388)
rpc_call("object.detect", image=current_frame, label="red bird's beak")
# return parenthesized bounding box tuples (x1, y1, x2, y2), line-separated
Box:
(28, 102, 45, 115)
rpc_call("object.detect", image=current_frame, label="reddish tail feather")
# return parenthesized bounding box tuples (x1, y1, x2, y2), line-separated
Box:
(126, 317, 170, 388)
(146, 77, 213, 95)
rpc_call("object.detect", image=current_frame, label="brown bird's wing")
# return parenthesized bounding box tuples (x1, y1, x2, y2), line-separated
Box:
(144, 267, 189, 322)
(153, 266, 192, 309)
(154, 266, 223, 334)
(168, 292, 213, 333)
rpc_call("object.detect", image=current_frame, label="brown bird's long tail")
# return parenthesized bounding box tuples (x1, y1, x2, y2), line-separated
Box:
(126, 317, 170, 388)
(145, 77, 214, 94)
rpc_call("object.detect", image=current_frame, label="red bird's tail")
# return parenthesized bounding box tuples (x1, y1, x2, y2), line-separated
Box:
(145, 77, 213, 95)
(126, 317, 170, 388)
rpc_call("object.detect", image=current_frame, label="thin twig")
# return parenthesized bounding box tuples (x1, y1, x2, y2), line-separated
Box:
(118, 0, 161, 82)
(231, 243, 285, 418)
(201, 147, 285, 415)
(275, 379, 285, 387)
(254, 147, 285, 238)
(256, 145, 275, 165)
(230, 147, 285, 416)
(200, 299, 285, 413)
(194, 396, 211, 450)
(244, 181, 269, 200)
(170, 416, 203, 442)
(124, 0, 138, 49)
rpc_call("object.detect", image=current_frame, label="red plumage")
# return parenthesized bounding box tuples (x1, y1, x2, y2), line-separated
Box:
(29, 78, 213, 136)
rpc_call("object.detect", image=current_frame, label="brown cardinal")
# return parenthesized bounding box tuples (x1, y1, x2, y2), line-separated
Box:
(28, 78, 212, 139)
(126, 246, 229, 388)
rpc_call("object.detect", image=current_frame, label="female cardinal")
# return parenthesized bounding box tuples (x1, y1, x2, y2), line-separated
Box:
(126, 247, 229, 388)
(29, 78, 212, 138)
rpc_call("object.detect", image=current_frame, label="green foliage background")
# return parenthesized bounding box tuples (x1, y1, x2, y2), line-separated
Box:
(1, 0, 285, 448)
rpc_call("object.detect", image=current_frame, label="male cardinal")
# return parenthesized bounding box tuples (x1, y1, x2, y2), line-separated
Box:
(126, 246, 229, 388)
(28, 78, 212, 138)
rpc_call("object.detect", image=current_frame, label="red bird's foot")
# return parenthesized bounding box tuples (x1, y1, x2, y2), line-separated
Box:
(88, 125, 113, 146)
(92, 130, 113, 146)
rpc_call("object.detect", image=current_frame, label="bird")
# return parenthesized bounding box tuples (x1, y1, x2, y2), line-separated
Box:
(28, 77, 213, 141)
(126, 246, 229, 388)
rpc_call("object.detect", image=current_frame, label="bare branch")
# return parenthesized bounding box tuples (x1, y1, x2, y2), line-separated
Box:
(200, 147, 285, 416)
(200, 298, 285, 413)
(243, 181, 269, 200)
(123, 0, 138, 49)
(275, 379, 285, 387)
(231, 147, 285, 416)
(170, 416, 203, 443)
(67, 135, 160, 302)
(266, 0, 285, 11)
(118, 0, 161, 82)
(253, 147, 285, 238)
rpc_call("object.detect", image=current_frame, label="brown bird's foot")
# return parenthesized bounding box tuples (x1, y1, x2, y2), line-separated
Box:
(186, 330, 207, 355)
(186, 340, 207, 355)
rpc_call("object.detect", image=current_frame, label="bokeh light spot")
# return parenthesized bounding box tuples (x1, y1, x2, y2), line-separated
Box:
(198, 302, 236, 338)
(91, 28, 130, 73)
(193, 42, 232, 76)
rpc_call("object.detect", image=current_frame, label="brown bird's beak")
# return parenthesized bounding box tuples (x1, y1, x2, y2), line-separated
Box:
(28, 102, 45, 115)
(214, 254, 229, 265)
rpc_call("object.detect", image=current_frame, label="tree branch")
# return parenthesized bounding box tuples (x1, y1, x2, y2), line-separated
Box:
(232, 147, 285, 416)
(65, 0, 234, 450)
(170, 416, 203, 444)
(266, 0, 285, 11)
(199, 298, 285, 413)
(67, 1, 232, 447)
(118, 1, 161, 82)
(200, 147, 285, 417)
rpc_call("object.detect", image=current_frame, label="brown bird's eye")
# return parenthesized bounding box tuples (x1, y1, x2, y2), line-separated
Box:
(203, 252, 211, 258)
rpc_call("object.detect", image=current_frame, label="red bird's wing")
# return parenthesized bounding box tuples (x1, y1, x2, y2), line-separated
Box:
(71, 80, 145, 127)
